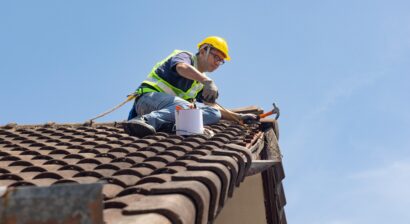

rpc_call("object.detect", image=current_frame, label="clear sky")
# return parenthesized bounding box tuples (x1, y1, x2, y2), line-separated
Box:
(1, 1, 409, 223)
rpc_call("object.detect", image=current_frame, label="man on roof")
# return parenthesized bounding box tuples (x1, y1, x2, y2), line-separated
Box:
(124, 36, 257, 137)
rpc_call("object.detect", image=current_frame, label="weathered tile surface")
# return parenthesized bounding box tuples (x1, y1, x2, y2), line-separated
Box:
(0, 121, 261, 224)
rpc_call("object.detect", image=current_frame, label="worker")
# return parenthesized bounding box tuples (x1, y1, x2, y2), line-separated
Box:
(124, 36, 258, 137)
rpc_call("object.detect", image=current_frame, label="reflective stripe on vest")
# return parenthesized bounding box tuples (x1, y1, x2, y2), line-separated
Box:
(140, 50, 204, 100)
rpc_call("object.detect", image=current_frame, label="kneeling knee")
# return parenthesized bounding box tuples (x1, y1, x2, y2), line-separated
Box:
(202, 107, 221, 124)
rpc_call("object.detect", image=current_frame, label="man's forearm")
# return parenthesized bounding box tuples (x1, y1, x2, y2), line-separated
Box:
(176, 63, 210, 83)
(205, 102, 241, 121)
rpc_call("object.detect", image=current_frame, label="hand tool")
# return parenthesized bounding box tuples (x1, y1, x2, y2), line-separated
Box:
(259, 103, 280, 120)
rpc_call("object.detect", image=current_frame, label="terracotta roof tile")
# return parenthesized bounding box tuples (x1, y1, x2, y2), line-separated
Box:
(103, 183, 125, 200)
(0, 179, 17, 186)
(166, 145, 192, 153)
(112, 174, 141, 187)
(75, 163, 99, 171)
(186, 161, 231, 208)
(93, 168, 117, 178)
(123, 194, 195, 224)
(120, 212, 173, 224)
(195, 155, 238, 198)
(70, 176, 100, 184)
(212, 149, 246, 186)
(172, 170, 221, 222)
(160, 150, 185, 158)
(103, 208, 123, 224)
(146, 155, 177, 164)
(53, 179, 78, 185)
(0, 120, 284, 224)
(142, 160, 166, 169)
(55, 169, 79, 178)
(7, 164, 32, 174)
(105, 193, 145, 209)
(116, 182, 158, 197)
(137, 173, 172, 185)
(33, 171, 63, 180)
(30, 178, 59, 186)
(0, 167, 10, 174)
(9, 180, 36, 187)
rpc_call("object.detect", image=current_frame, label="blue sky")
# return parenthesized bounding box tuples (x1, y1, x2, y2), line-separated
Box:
(1, 1, 409, 223)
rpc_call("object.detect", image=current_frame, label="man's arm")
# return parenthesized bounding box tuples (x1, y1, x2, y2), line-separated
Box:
(213, 103, 242, 121)
(176, 62, 218, 103)
(204, 102, 258, 122)
(175, 62, 210, 82)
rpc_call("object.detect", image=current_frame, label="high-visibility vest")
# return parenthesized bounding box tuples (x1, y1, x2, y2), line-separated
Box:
(137, 50, 204, 100)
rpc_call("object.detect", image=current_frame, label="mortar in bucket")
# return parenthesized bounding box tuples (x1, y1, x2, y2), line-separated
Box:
(175, 108, 204, 136)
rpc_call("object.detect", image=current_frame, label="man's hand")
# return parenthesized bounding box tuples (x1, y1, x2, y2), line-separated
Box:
(238, 113, 259, 122)
(202, 80, 219, 103)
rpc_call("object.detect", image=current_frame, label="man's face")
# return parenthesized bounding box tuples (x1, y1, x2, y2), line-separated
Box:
(201, 48, 225, 72)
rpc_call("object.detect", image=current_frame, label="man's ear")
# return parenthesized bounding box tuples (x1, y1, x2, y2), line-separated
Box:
(198, 47, 205, 56)
(198, 45, 210, 56)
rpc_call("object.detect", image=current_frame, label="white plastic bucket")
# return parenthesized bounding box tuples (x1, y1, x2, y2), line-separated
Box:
(175, 109, 204, 136)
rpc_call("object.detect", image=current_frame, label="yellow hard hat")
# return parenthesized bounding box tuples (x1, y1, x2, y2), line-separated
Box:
(198, 36, 231, 61)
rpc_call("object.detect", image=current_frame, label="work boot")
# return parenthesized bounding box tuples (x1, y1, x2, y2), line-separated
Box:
(123, 117, 156, 138)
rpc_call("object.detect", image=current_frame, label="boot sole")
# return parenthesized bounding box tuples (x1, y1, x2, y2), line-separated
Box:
(124, 121, 156, 138)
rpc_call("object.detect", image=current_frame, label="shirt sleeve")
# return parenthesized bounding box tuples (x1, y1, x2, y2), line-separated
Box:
(170, 52, 193, 73)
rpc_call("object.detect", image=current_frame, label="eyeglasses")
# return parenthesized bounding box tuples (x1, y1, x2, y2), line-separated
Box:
(209, 51, 225, 65)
